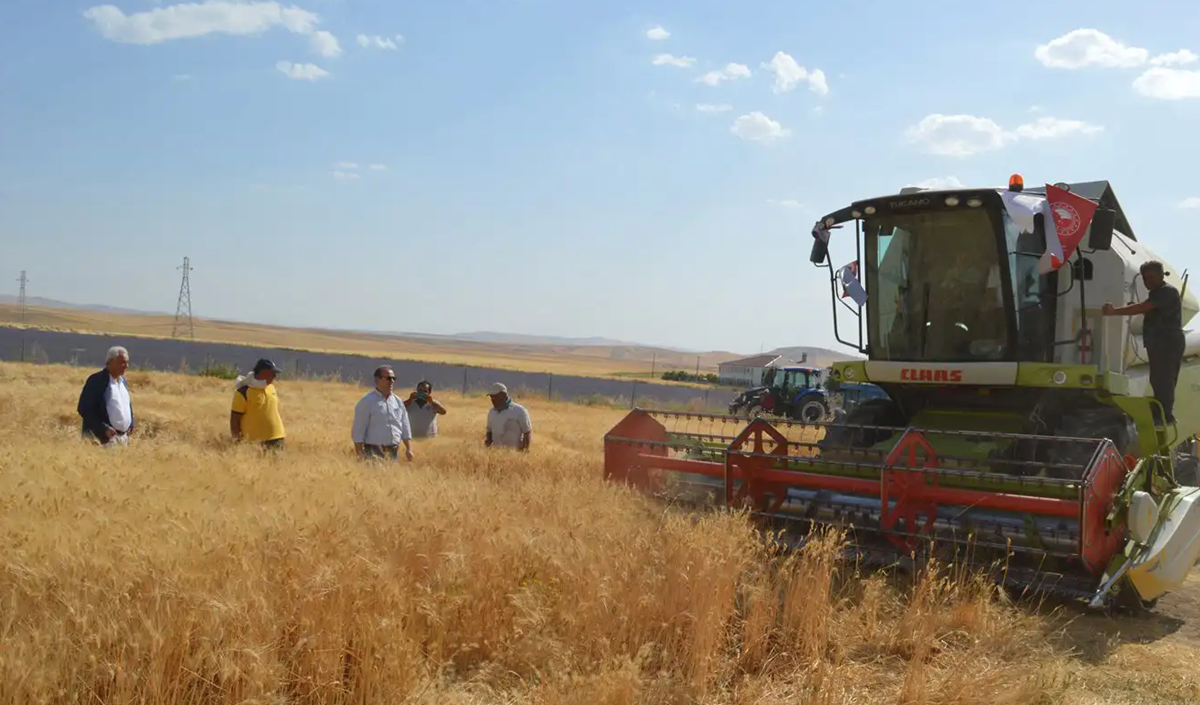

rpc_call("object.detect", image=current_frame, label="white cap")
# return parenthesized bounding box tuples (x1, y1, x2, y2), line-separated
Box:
(489, 382, 508, 395)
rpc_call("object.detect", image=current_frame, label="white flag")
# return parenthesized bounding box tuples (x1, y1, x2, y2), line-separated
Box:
(999, 190, 1063, 275)
(838, 261, 868, 307)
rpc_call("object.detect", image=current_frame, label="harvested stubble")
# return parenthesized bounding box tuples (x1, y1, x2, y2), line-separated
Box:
(0, 362, 1120, 704)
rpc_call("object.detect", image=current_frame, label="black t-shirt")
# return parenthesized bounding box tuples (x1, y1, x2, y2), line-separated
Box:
(1143, 283, 1183, 346)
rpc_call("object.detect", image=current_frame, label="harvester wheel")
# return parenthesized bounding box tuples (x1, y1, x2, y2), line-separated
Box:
(818, 398, 905, 451)
(1173, 438, 1199, 486)
(1046, 406, 1139, 480)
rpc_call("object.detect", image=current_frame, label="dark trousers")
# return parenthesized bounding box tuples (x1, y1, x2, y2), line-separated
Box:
(361, 444, 398, 461)
(1147, 335, 1185, 423)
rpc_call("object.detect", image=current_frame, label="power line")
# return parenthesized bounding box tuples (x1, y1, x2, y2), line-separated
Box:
(17, 271, 27, 324)
(172, 256, 194, 340)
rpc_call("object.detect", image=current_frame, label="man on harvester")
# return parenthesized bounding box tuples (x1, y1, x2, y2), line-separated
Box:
(1103, 260, 1185, 425)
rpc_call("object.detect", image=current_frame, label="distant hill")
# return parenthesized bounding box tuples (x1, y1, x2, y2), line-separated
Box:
(447, 330, 703, 352)
(0, 295, 842, 362)
(0, 295, 164, 316)
(768, 345, 862, 366)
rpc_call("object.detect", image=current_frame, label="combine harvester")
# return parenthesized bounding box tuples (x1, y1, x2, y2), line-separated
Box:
(604, 176, 1200, 611)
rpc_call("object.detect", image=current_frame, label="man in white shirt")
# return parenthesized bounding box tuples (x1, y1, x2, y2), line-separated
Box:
(77, 345, 135, 447)
(484, 382, 532, 451)
(351, 365, 414, 462)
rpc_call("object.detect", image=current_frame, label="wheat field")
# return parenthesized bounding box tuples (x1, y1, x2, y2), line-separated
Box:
(1, 361, 1198, 704)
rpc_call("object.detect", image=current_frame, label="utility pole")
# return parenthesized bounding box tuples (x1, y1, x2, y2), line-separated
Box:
(17, 271, 28, 323)
(650, 352, 656, 380)
(17, 270, 28, 362)
(172, 256, 194, 340)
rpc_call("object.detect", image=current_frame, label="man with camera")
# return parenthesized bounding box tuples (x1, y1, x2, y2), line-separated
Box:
(404, 380, 447, 438)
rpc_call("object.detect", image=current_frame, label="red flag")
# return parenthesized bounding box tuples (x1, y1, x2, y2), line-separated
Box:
(1045, 183, 1098, 269)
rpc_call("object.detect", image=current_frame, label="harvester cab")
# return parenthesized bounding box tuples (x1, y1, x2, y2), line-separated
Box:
(603, 176, 1200, 611)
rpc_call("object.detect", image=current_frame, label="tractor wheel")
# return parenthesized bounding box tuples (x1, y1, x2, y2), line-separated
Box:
(794, 394, 829, 424)
(745, 404, 762, 418)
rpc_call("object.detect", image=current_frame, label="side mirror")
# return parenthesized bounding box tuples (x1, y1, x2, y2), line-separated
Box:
(809, 237, 828, 264)
(1033, 212, 1046, 249)
(1089, 208, 1115, 251)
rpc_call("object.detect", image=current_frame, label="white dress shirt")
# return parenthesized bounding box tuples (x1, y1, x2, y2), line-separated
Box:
(351, 389, 412, 446)
(105, 375, 132, 433)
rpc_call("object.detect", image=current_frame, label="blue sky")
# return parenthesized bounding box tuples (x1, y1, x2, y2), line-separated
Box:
(2, 0, 1200, 354)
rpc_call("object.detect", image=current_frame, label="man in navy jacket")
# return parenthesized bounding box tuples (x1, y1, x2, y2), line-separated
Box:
(77, 345, 135, 445)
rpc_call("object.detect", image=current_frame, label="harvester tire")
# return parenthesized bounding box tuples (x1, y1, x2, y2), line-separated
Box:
(818, 398, 905, 451)
(1174, 454, 1200, 486)
(1045, 406, 1138, 480)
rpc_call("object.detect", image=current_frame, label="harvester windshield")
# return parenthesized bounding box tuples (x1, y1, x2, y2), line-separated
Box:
(867, 207, 1009, 361)
(837, 191, 1058, 363)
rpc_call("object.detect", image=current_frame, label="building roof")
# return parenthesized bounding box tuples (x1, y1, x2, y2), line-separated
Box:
(718, 354, 782, 368)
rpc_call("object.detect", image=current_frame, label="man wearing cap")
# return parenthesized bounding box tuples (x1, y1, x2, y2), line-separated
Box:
(484, 382, 532, 451)
(1103, 260, 1186, 425)
(230, 358, 287, 450)
(352, 365, 414, 462)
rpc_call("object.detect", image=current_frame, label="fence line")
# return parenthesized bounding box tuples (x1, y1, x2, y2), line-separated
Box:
(0, 326, 738, 412)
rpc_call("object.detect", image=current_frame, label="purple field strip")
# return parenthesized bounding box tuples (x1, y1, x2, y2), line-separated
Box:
(0, 326, 735, 410)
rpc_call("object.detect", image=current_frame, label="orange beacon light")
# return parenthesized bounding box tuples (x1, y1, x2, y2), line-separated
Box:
(1008, 173, 1024, 192)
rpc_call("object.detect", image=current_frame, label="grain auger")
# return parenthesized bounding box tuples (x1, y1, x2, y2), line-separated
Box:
(605, 177, 1200, 611)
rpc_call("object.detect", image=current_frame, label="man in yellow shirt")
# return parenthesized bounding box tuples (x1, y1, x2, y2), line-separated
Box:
(230, 358, 286, 450)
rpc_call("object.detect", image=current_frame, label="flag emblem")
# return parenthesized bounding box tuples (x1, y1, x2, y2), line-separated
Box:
(1052, 202, 1082, 239)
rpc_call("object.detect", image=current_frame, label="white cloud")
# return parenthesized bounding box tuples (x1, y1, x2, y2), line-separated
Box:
(651, 53, 694, 67)
(332, 170, 360, 181)
(768, 198, 803, 209)
(1150, 49, 1199, 67)
(310, 29, 340, 58)
(807, 69, 828, 96)
(905, 113, 1102, 157)
(171, 73, 192, 82)
(335, 161, 358, 169)
(906, 114, 1011, 157)
(697, 63, 751, 86)
(83, 1, 320, 44)
(1177, 197, 1200, 209)
(908, 176, 966, 190)
(730, 111, 790, 143)
(1012, 116, 1103, 139)
(760, 51, 828, 95)
(695, 103, 732, 113)
(276, 60, 329, 80)
(368, 163, 387, 171)
(357, 33, 403, 50)
(1034, 29, 1148, 69)
(645, 25, 669, 40)
(1132, 67, 1200, 99)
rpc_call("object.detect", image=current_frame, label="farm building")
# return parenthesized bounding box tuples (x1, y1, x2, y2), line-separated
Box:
(717, 353, 805, 387)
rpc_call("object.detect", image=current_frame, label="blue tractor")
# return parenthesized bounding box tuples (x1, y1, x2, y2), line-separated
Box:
(728, 364, 888, 422)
